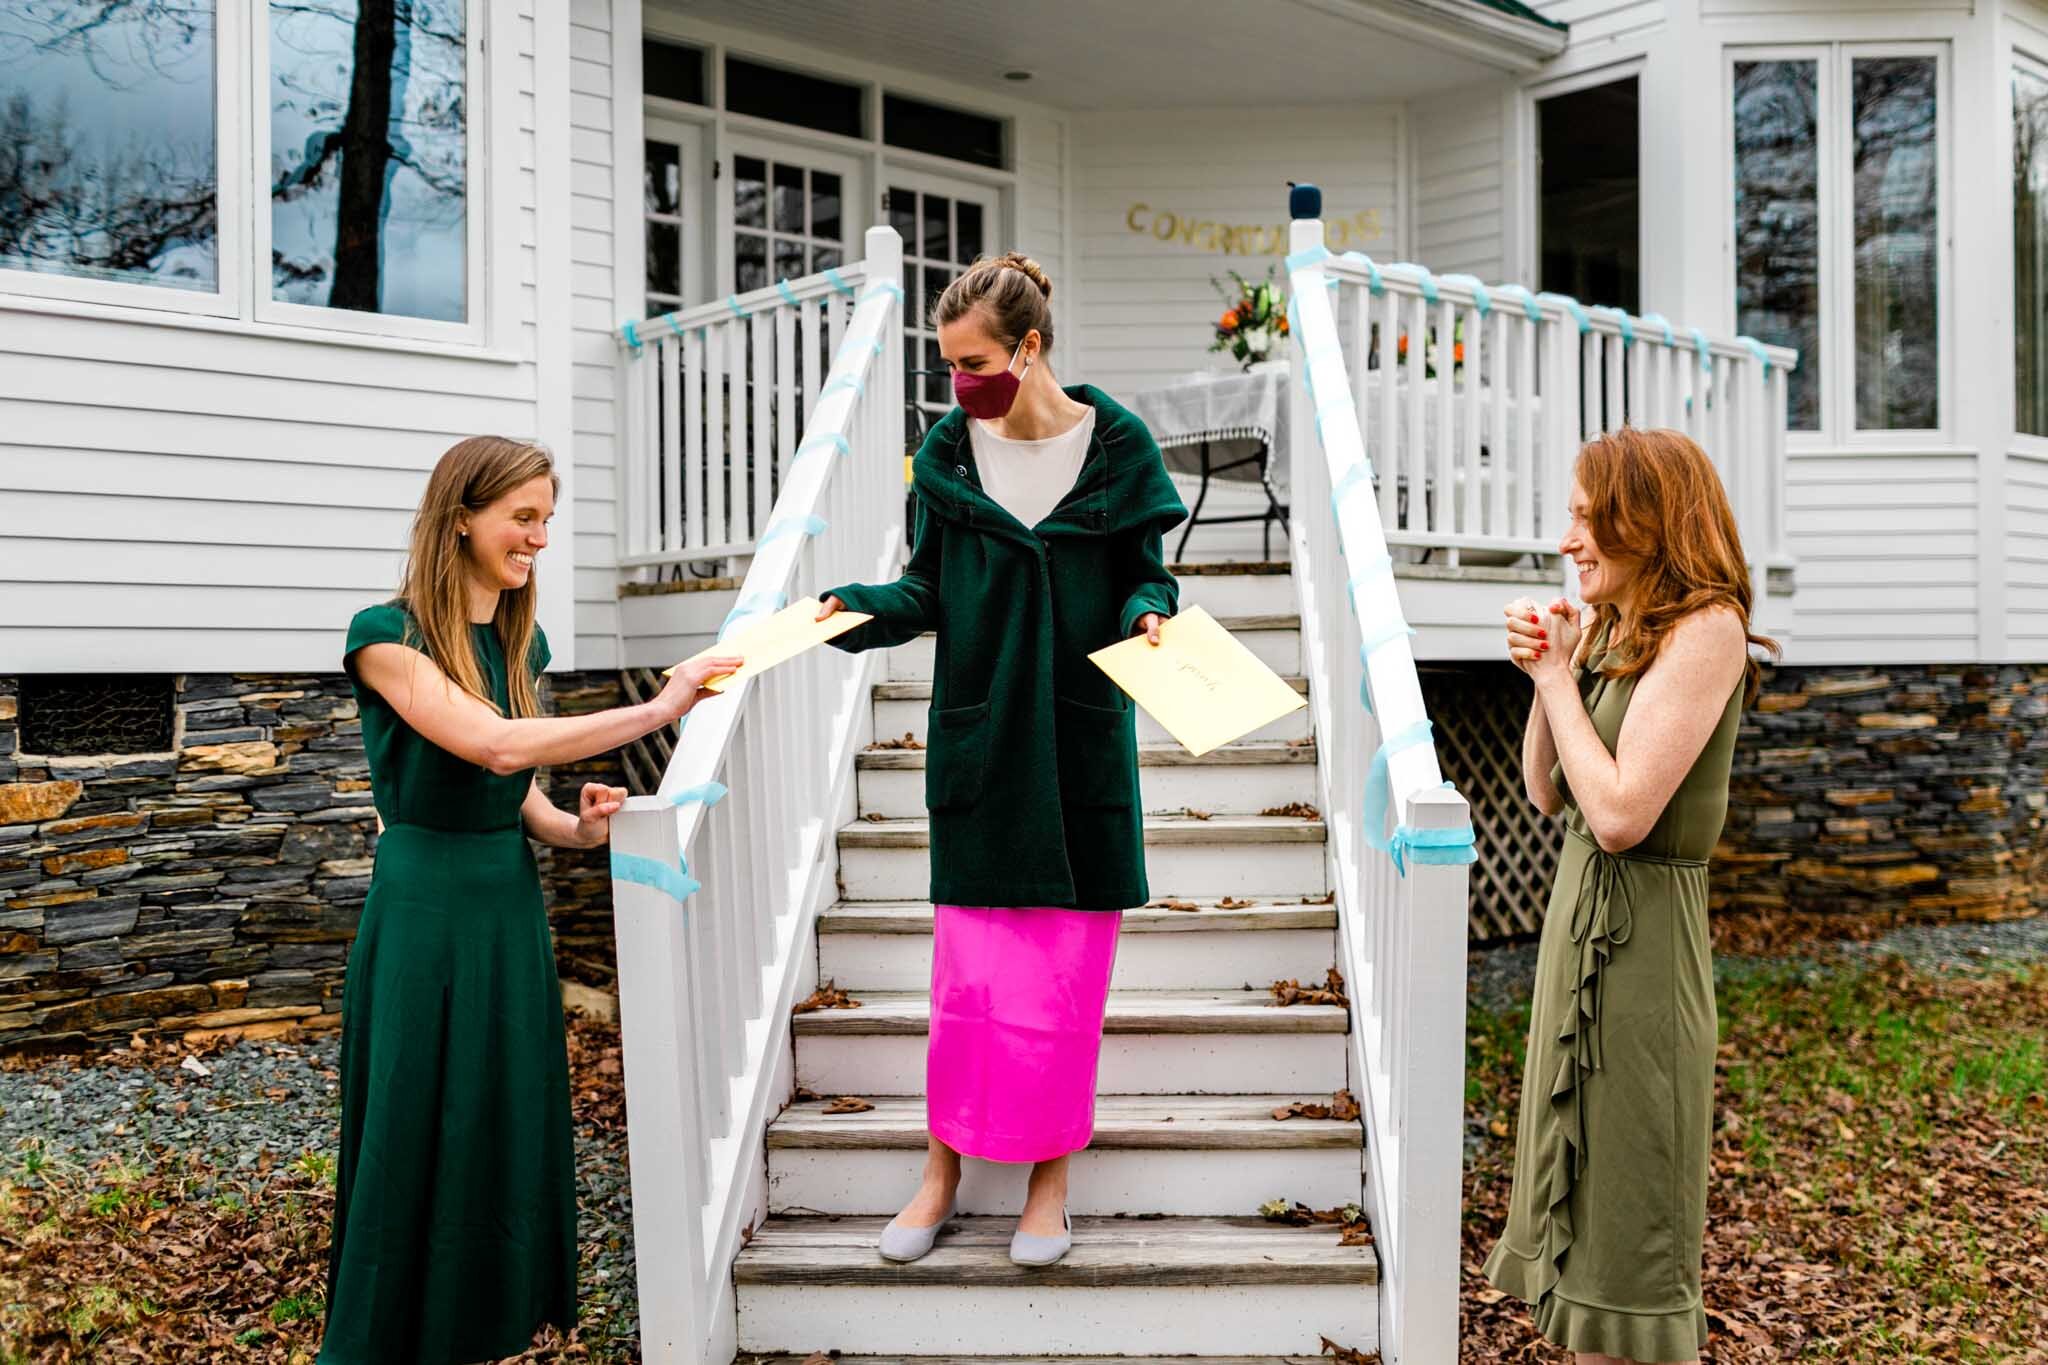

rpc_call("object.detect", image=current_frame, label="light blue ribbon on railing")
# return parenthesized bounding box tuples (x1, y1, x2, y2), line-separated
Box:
(1360, 620, 1416, 655)
(611, 850, 700, 902)
(1329, 459, 1375, 525)
(758, 513, 827, 547)
(1638, 312, 1677, 347)
(726, 294, 749, 319)
(790, 431, 851, 468)
(835, 335, 884, 366)
(824, 267, 855, 296)
(1361, 718, 1437, 856)
(1346, 552, 1394, 612)
(719, 589, 788, 638)
(1439, 274, 1492, 316)
(777, 278, 800, 308)
(1340, 251, 1384, 295)
(1389, 814, 1479, 874)
(863, 281, 906, 305)
(821, 374, 864, 398)
(1590, 305, 1635, 347)
(1285, 242, 1331, 273)
(1538, 292, 1591, 334)
(1689, 327, 1713, 371)
(1737, 335, 1772, 374)
(1387, 262, 1440, 304)
(1494, 284, 1542, 324)
(622, 319, 642, 350)
(670, 781, 728, 809)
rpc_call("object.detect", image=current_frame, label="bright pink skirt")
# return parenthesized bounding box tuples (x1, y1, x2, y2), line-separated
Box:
(926, 904, 1123, 1164)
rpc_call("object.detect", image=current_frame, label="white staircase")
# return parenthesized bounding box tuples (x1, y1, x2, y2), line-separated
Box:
(730, 564, 1383, 1360)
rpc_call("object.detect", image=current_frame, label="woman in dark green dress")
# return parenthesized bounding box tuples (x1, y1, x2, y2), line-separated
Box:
(1481, 428, 1775, 1364)
(320, 436, 739, 1364)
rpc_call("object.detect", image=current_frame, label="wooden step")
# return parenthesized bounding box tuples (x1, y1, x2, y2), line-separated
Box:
(734, 1215, 1376, 1355)
(818, 899, 1336, 992)
(872, 676, 1313, 746)
(835, 813, 1328, 903)
(766, 1094, 1362, 1217)
(855, 740, 1319, 820)
(794, 990, 1348, 1097)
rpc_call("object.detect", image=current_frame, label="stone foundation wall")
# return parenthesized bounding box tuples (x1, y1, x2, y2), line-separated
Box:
(1714, 664, 2048, 924)
(0, 670, 635, 1054)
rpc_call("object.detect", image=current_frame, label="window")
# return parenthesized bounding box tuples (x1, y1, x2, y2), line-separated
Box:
(724, 57, 862, 140)
(1731, 46, 1944, 437)
(885, 93, 1005, 170)
(268, 0, 471, 323)
(0, 3, 220, 293)
(1537, 78, 1640, 314)
(1734, 60, 1821, 430)
(732, 152, 844, 294)
(2018, 64, 2048, 437)
(645, 38, 707, 106)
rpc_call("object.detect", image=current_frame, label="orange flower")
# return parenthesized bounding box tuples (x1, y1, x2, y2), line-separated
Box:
(1397, 334, 1409, 358)
(1454, 343, 1465, 364)
(1220, 310, 1239, 330)
(1276, 315, 1289, 334)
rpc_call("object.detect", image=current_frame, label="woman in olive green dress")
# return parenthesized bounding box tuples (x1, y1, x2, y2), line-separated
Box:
(320, 437, 739, 1365)
(1481, 428, 1775, 1364)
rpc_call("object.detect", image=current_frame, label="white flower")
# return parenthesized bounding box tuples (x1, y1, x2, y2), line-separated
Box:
(1243, 328, 1269, 354)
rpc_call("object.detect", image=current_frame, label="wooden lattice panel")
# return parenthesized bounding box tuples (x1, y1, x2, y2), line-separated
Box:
(1420, 664, 1558, 941)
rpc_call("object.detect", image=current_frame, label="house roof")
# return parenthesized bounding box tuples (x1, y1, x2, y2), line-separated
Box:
(1467, 0, 1570, 31)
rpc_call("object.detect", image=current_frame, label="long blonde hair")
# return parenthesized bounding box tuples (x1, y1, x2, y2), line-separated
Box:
(1576, 427, 1778, 702)
(396, 436, 558, 718)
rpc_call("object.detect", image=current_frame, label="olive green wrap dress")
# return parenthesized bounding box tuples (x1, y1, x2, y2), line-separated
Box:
(1482, 624, 1743, 1361)
(319, 603, 577, 1365)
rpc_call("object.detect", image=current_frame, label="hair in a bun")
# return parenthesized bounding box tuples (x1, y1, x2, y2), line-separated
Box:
(934, 251, 1056, 355)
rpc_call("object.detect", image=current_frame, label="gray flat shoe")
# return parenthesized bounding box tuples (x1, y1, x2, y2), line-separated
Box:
(1008, 1207, 1072, 1267)
(878, 1197, 955, 1262)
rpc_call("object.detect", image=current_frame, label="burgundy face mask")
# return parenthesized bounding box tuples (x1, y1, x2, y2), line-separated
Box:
(953, 339, 1032, 420)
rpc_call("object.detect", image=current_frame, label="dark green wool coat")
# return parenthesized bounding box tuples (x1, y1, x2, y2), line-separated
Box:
(825, 385, 1187, 910)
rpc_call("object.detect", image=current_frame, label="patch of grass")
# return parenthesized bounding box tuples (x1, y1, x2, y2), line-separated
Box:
(269, 1292, 322, 1326)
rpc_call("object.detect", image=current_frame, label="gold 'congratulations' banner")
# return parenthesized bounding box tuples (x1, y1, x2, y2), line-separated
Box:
(1126, 203, 1384, 256)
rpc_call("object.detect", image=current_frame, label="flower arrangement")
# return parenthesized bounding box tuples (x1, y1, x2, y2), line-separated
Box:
(1210, 267, 1289, 370)
(1385, 318, 1466, 379)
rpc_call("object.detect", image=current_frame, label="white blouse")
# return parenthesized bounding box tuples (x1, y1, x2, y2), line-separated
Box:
(968, 407, 1096, 532)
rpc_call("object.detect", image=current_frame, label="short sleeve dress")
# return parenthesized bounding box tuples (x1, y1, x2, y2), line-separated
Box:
(1481, 622, 1743, 1361)
(318, 602, 577, 1365)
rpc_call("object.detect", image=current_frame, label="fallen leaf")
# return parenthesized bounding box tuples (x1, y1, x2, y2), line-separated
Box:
(1218, 896, 1254, 909)
(1151, 898, 1200, 912)
(869, 733, 925, 750)
(792, 980, 862, 1014)
(1261, 801, 1321, 819)
(1180, 807, 1213, 821)
(1319, 1332, 1382, 1363)
(822, 1095, 874, 1114)
(179, 1055, 211, 1078)
(1271, 966, 1350, 1008)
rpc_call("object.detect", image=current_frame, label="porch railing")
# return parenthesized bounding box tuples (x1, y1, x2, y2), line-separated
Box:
(1312, 245, 1795, 592)
(604, 225, 906, 1364)
(616, 247, 880, 572)
(1283, 209, 1475, 1364)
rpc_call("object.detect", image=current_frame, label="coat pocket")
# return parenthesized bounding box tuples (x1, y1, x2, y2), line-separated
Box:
(925, 699, 992, 811)
(1055, 694, 1137, 808)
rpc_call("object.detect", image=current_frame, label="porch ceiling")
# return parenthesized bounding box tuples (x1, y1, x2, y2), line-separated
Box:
(658, 0, 1567, 109)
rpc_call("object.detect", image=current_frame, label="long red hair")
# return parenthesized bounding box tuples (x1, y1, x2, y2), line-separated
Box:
(1576, 427, 1778, 702)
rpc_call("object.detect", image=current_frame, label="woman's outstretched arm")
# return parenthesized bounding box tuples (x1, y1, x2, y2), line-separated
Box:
(1530, 604, 1747, 853)
(350, 644, 742, 775)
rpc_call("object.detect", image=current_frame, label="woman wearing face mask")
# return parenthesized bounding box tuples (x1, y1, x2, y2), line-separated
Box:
(1481, 428, 1776, 1365)
(815, 251, 1186, 1269)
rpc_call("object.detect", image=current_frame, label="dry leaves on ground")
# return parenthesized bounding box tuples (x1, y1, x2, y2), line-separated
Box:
(790, 981, 862, 1015)
(1320, 1335, 1382, 1363)
(1218, 896, 1254, 909)
(1151, 898, 1200, 912)
(1272, 1089, 1361, 1123)
(821, 1096, 874, 1114)
(1179, 807, 1214, 821)
(1261, 802, 1321, 819)
(1271, 966, 1349, 1008)
(867, 733, 924, 750)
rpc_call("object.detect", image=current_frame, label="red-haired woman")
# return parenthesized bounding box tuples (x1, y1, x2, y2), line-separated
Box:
(1482, 428, 1775, 1365)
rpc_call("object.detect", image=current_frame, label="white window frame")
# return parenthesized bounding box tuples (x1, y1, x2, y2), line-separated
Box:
(884, 166, 1002, 418)
(251, 0, 488, 345)
(1516, 56, 1647, 295)
(642, 115, 709, 318)
(2013, 49, 2048, 455)
(718, 131, 866, 299)
(0, 0, 245, 319)
(0, 0, 500, 354)
(1724, 41, 1951, 448)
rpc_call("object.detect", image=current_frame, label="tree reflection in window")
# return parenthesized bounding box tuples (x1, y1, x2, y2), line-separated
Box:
(0, 1, 219, 291)
(2017, 66, 2048, 438)
(270, 0, 467, 321)
(1734, 61, 1820, 431)
(1853, 56, 1937, 431)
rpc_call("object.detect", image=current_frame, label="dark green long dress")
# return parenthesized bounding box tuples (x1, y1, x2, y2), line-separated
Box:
(1482, 623, 1743, 1361)
(319, 602, 577, 1365)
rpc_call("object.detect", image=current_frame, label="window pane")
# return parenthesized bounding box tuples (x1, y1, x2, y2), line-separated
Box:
(772, 162, 804, 234)
(643, 38, 706, 106)
(1734, 60, 1821, 431)
(812, 172, 842, 244)
(925, 337, 948, 404)
(957, 201, 984, 264)
(735, 231, 766, 294)
(811, 245, 842, 274)
(734, 156, 766, 230)
(270, 0, 468, 321)
(883, 92, 1004, 170)
(923, 195, 951, 262)
(725, 56, 862, 139)
(774, 237, 803, 284)
(1852, 56, 1938, 430)
(645, 140, 680, 215)
(2019, 67, 2048, 436)
(924, 264, 951, 323)
(888, 186, 916, 243)
(1537, 77, 1639, 313)
(647, 221, 679, 296)
(0, 3, 219, 290)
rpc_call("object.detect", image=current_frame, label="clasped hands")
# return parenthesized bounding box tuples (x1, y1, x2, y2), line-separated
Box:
(1503, 595, 1589, 683)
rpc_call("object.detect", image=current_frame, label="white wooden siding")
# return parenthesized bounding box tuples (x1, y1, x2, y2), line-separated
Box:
(1783, 452, 1980, 664)
(1070, 106, 1401, 398)
(1015, 114, 1069, 356)
(2008, 452, 2048, 658)
(0, 0, 550, 676)
(1410, 84, 1512, 282)
(570, 0, 624, 668)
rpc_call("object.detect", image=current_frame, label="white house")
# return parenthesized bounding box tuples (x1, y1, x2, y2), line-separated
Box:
(0, 0, 2035, 1361)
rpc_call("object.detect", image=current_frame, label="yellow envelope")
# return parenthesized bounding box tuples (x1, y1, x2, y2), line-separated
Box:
(1088, 605, 1307, 757)
(664, 596, 873, 692)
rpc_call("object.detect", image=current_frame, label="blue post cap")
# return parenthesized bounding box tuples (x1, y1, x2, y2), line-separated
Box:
(1289, 182, 1322, 220)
